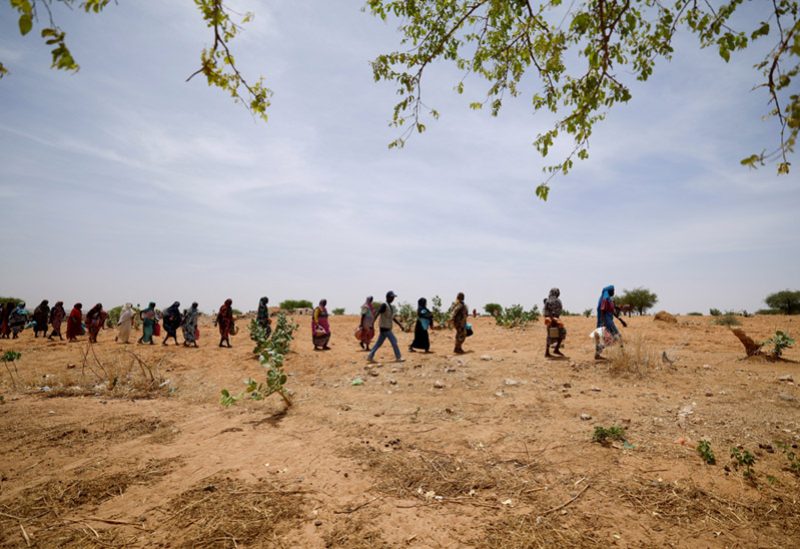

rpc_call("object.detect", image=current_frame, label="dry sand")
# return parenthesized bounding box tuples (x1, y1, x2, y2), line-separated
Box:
(1, 314, 798, 547)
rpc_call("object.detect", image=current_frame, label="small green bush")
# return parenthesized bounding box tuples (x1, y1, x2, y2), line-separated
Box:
(332, 308, 345, 315)
(687, 312, 703, 316)
(697, 440, 716, 465)
(495, 304, 540, 328)
(763, 331, 795, 358)
(592, 425, 626, 445)
(709, 308, 722, 316)
(714, 313, 740, 327)
(484, 303, 503, 317)
(279, 299, 313, 311)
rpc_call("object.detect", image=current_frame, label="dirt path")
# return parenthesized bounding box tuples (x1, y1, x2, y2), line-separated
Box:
(1, 315, 798, 547)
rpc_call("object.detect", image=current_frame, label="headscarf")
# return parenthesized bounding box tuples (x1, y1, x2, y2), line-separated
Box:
(544, 288, 562, 317)
(597, 285, 615, 313)
(417, 297, 427, 312)
(119, 303, 134, 324)
(257, 297, 269, 321)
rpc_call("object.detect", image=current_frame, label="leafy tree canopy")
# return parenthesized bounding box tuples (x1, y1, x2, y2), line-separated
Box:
(765, 289, 800, 314)
(279, 299, 313, 311)
(616, 287, 658, 314)
(3, 0, 798, 198)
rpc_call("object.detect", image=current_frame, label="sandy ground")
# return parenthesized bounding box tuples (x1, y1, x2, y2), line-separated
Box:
(1, 313, 798, 548)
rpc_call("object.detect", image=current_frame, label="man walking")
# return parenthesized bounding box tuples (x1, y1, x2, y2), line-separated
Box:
(368, 291, 405, 363)
(452, 292, 468, 354)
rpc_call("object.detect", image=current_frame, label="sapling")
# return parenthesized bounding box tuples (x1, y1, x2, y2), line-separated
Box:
(697, 440, 716, 465)
(762, 331, 795, 358)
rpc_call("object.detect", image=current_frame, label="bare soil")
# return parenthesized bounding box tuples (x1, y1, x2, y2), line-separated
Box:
(1, 314, 798, 548)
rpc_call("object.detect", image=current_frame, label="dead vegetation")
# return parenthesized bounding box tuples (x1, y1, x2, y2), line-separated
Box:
(0, 415, 178, 456)
(615, 479, 800, 544)
(606, 336, 660, 377)
(0, 458, 178, 548)
(346, 444, 546, 506)
(159, 475, 307, 548)
(476, 512, 600, 548)
(323, 514, 393, 549)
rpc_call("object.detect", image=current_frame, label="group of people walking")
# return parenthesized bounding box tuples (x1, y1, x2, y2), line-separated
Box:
(315, 291, 471, 363)
(3, 286, 625, 360)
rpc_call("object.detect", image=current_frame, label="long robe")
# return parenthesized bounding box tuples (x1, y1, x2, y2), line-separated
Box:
(117, 306, 134, 343)
(312, 306, 331, 348)
(182, 307, 199, 343)
(33, 303, 50, 336)
(217, 302, 234, 338)
(49, 304, 66, 338)
(410, 306, 433, 352)
(66, 307, 83, 340)
(140, 308, 156, 343)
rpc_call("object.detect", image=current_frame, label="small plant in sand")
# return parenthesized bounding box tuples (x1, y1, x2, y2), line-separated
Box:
(222, 312, 298, 408)
(606, 336, 658, 377)
(1, 350, 21, 388)
(777, 443, 800, 476)
(762, 331, 795, 358)
(697, 440, 716, 465)
(730, 447, 756, 481)
(494, 304, 540, 328)
(592, 425, 626, 446)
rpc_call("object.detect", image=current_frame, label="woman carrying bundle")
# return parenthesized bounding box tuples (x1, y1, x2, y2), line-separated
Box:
(312, 299, 331, 350)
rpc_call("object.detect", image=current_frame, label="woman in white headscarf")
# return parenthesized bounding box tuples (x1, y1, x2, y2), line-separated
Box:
(117, 303, 134, 344)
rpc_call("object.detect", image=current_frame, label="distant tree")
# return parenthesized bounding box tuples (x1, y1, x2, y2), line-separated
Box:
(0, 296, 24, 306)
(484, 303, 503, 317)
(687, 312, 703, 316)
(431, 295, 451, 329)
(617, 287, 658, 315)
(583, 308, 593, 318)
(765, 290, 800, 315)
(232, 308, 243, 316)
(709, 308, 722, 317)
(279, 300, 313, 311)
(332, 308, 345, 315)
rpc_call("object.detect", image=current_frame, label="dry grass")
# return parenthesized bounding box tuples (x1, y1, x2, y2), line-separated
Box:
(615, 479, 800, 543)
(0, 415, 178, 456)
(476, 513, 600, 548)
(323, 515, 393, 549)
(160, 475, 307, 548)
(346, 445, 546, 505)
(0, 458, 178, 547)
(606, 336, 660, 377)
(7, 346, 175, 400)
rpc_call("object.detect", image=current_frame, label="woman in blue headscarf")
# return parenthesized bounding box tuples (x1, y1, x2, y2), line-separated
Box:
(595, 285, 627, 359)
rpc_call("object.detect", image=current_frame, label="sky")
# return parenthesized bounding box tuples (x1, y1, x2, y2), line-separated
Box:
(0, 1, 798, 315)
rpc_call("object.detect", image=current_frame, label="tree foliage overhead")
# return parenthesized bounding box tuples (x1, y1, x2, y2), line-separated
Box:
(616, 286, 658, 314)
(367, 0, 799, 198)
(765, 289, 800, 314)
(3, 0, 271, 120)
(3, 0, 798, 198)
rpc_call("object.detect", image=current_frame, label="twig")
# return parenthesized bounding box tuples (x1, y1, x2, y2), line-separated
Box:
(333, 495, 383, 514)
(19, 523, 31, 547)
(78, 516, 146, 528)
(541, 483, 591, 515)
(0, 511, 26, 521)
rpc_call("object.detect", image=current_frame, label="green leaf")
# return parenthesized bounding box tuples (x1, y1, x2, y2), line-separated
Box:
(18, 13, 32, 36)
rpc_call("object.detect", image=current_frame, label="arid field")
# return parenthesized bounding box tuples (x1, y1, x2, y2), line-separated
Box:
(0, 314, 798, 548)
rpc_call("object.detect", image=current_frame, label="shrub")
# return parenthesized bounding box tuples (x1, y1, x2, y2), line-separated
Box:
(431, 295, 451, 328)
(332, 308, 345, 315)
(495, 304, 540, 328)
(396, 302, 416, 330)
(763, 331, 795, 358)
(279, 299, 313, 311)
(756, 308, 781, 315)
(709, 308, 722, 316)
(484, 303, 503, 317)
(592, 425, 626, 445)
(730, 447, 756, 480)
(687, 312, 703, 316)
(583, 308, 593, 318)
(697, 440, 716, 465)
(223, 313, 298, 408)
(714, 313, 740, 327)
(0, 297, 23, 306)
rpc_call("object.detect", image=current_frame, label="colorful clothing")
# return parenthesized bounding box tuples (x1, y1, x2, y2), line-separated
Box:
(358, 299, 376, 348)
(217, 299, 234, 338)
(368, 296, 402, 361)
(140, 303, 157, 344)
(9, 304, 29, 338)
(117, 303, 134, 343)
(544, 288, 566, 354)
(595, 285, 621, 354)
(49, 302, 66, 339)
(0, 302, 12, 338)
(312, 304, 331, 349)
(33, 301, 50, 337)
(86, 304, 107, 343)
(66, 304, 83, 341)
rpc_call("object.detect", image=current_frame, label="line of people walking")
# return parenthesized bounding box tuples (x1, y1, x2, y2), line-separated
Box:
(2, 286, 625, 360)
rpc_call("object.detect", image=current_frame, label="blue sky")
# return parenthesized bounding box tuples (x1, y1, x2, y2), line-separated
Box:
(1, 1, 798, 314)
